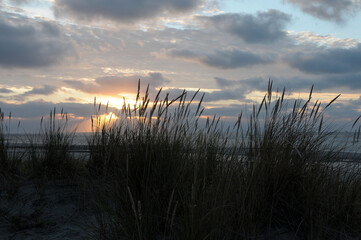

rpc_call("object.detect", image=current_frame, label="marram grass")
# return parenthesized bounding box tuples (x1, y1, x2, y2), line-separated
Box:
(88, 82, 361, 240)
(1, 81, 361, 239)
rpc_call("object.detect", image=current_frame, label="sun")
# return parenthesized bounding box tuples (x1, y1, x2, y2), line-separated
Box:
(99, 112, 118, 122)
(95, 94, 139, 110)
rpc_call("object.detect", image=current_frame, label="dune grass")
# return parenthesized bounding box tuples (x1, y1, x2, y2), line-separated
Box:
(23, 108, 84, 182)
(88, 82, 361, 239)
(0, 109, 22, 181)
(1, 82, 361, 239)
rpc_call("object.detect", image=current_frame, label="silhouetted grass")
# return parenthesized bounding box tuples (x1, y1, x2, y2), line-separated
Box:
(88, 82, 361, 239)
(1, 82, 361, 239)
(0, 109, 22, 181)
(23, 108, 85, 182)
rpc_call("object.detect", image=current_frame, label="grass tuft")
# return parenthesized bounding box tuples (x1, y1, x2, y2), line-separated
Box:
(89, 82, 361, 239)
(1, 82, 361, 239)
(23, 108, 84, 182)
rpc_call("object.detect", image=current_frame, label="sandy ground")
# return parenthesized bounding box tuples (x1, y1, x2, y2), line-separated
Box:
(1, 178, 358, 240)
(0, 180, 96, 240)
(0, 180, 297, 240)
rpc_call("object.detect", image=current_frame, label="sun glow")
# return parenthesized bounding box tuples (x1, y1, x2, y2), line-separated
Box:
(95, 95, 138, 109)
(92, 112, 119, 126)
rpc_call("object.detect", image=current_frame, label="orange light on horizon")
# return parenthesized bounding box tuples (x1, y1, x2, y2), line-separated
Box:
(95, 95, 139, 110)
(95, 112, 119, 123)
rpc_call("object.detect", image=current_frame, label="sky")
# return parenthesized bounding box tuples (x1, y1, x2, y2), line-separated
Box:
(0, 0, 361, 132)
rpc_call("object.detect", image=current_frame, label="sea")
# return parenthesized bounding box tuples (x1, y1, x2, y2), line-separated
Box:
(2, 132, 361, 161)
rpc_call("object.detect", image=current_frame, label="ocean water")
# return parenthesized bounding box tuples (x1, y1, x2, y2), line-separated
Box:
(5, 132, 361, 153)
(4, 133, 91, 146)
(325, 131, 361, 153)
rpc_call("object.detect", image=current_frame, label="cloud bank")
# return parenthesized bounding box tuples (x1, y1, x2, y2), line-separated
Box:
(200, 10, 291, 43)
(13, 85, 58, 101)
(168, 48, 273, 69)
(53, 0, 202, 23)
(65, 72, 169, 96)
(286, 43, 361, 74)
(0, 13, 74, 68)
(8, 0, 32, 4)
(284, 0, 361, 23)
(0, 88, 13, 93)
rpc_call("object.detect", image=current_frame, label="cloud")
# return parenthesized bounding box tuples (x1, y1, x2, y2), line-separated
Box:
(204, 89, 247, 102)
(0, 88, 13, 93)
(168, 49, 198, 59)
(208, 76, 361, 125)
(317, 73, 361, 90)
(13, 85, 58, 101)
(0, 12, 74, 68)
(203, 105, 245, 117)
(199, 10, 291, 43)
(0, 96, 242, 132)
(157, 77, 268, 103)
(65, 97, 80, 102)
(0, 100, 94, 119)
(20, 85, 57, 96)
(284, 0, 361, 23)
(202, 50, 272, 69)
(215, 76, 266, 90)
(162, 87, 248, 102)
(53, 0, 202, 23)
(8, 0, 32, 4)
(168, 48, 273, 69)
(286, 43, 361, 74)
(215, 72, 361, 94)
(0, 100, 116, 132)
(65, 72, 170, 96)
(288, 31, 361, 49)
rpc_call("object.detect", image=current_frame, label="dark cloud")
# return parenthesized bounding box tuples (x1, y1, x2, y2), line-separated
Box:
(65, 72, 170, 96)
(0, 84, 358, 133)
(215, 76, 297, 92)
(40, 21, 61, 37)
(215, 77, 266, 90)
(162, 87, 247, 102)
(159, 77, 266, 103)
(0, 13, 74, 68)
(0, 100, 117, 132)
(284, 0, 360, 23)
(317, 73, 361, 90)
(215, 72, 361, 94)
(0, 97, 243, 133)
(286, 44, 361, 74)
(0, 88, 13, 93)
(53, 0, 202, 23)
(203, 105, 244, 117)
(13, 85, 58, 101)
(168, 48, 272, 69)
(323, 101, 361, 128)
(200, 10, 291, 43)
(211, 76, 276, 102)
(0, 100, 94, 119)
(209, 76, 361, 127)
(204, 89, 247, 102)
(65, 97, 80, 102)
(8, 0, 32, 4)
(21, 85, 57, 96)
(168, 49, 198, 59)
(203, 49, 272, 69)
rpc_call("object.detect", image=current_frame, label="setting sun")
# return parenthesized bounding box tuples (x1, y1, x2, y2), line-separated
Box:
(95, 94, 139, 110)
(92, 112, 119, 127)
